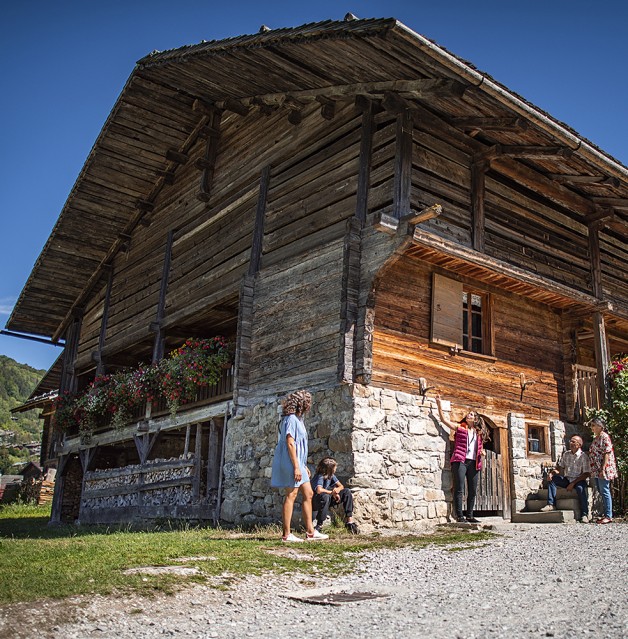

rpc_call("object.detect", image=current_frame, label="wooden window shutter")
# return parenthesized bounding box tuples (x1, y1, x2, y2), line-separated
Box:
(431, 273, 463, 348)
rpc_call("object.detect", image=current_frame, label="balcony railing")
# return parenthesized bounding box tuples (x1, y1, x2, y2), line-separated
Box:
(62, 366, 234, 441)
(573, 365, 600, 423)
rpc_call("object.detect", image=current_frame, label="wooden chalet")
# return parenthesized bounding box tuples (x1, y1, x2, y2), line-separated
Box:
(6, 16, 627, 528)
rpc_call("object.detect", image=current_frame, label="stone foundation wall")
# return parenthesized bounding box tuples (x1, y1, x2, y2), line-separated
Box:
(351, 386, 450, 529)
(508, 413, 566, 512)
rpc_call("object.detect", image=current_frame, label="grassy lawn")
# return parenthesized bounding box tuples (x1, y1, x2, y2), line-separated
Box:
(0, 503, 497, 605)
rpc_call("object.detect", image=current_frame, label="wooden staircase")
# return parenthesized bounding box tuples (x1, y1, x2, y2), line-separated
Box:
(511, 488, 583, 523)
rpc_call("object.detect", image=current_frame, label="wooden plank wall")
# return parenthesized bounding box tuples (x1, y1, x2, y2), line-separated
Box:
(371, 254, 565, 423)
(74, 97, 365, 394)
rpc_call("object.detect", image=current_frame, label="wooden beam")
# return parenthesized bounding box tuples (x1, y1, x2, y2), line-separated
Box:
(401, 203, 443, 226)
(490, 156, 596, 217)
(222, 99, 250, 116)
(392, 109, 413, 219)
(548, 174, 620, 187)
(165, 149, 189, 165)
(471, 159, 488, 252)
(355, 98, 375, 225)
(95, 268, 114, 375)
(196, 109, 222, 203)
(452, 117, 528, 131)
(152, 230, 174, 363)
(248, 166, 271, 276)
(587, 222, 603, 299)
(590, 197, 628, 209)
(316, 96, 336, 120)
(243, 78, 468, 107)
(482, 145, 574, 160)
(592, 311, 610, 405)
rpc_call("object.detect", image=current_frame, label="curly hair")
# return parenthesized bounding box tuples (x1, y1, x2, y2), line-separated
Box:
(460, 411, 491, 443)
(315, 457, 337, 477)
(282, 389, 312, 416)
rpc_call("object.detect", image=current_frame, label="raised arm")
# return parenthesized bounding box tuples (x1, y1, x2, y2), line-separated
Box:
(435, 394, 458, 432)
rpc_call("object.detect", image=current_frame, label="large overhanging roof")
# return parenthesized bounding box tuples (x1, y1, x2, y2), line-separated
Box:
(7, 16, 628, 339)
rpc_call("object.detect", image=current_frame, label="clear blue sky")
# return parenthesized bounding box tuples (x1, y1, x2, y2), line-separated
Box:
(1, 0, 626, 372)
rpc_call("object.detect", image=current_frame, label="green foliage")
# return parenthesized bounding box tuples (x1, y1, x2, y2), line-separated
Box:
(0, 503, 497, 604)
(0, 355, 45, 472)
(586, 354, 628, 475)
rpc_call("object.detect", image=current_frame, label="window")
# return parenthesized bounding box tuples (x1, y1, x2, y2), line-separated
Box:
(463, 289, 487, 354)
(526, 423, 549, 456)
(431, 274, 493, 356)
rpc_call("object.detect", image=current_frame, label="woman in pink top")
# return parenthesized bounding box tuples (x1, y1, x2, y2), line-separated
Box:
(436, 394, 490, 523)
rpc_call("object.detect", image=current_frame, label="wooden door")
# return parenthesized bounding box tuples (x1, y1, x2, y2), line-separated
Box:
(461, 420, 509, 516)
(464, 450, 503, 511)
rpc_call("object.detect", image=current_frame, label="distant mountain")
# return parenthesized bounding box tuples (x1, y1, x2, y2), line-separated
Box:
(0, 355, 46, 445)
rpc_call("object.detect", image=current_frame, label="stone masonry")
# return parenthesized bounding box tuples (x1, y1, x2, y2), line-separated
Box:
(221, 384, 452, 530)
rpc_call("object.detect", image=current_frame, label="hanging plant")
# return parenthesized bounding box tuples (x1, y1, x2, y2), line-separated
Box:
(51, 336, 234, 432)
(159, 337, 233, 417)
(52, 392, 81, 433)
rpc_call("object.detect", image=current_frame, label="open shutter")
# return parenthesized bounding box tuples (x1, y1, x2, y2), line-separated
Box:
(431, 273, 463, 348)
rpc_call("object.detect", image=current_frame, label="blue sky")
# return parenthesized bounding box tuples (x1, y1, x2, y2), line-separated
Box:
(1, 0, 626, 371)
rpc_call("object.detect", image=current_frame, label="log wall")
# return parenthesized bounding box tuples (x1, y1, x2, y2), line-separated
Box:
(371, 253, 565, 423)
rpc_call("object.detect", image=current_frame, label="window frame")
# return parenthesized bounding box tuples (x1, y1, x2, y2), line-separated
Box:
(430, 274, 494, 358)
(525, 421, 551, 458)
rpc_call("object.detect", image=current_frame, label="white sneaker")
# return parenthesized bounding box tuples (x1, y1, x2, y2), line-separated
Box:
(540, 504, 555, 512)
(282, 533, 304, 543)
(580, 515, 590, 523)
(306, 529, 329, 541)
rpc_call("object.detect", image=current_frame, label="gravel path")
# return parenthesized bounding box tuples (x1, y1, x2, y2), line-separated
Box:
(1, 522, 626, 639)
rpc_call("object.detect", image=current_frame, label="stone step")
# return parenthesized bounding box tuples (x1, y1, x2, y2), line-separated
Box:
(511, 510, 576, 524)
(528, 488, 582, 501)
(526, 498, 580, 513)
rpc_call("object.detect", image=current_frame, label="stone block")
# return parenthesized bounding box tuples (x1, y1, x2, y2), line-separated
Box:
(372, 432, 402, 452)
(408, 418, 428, 435)
(395, 391, 415, 405)
(427, 503, 436, 518)
(329, 432, 351, 453)
(356, 408, 386, 431)
(381, 395, 398, 411)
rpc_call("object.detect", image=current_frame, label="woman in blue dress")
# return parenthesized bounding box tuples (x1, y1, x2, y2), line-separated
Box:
(271, 389, 328, 542)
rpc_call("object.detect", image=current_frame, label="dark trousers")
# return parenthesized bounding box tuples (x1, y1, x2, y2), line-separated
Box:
(313, 488, 354, 526)
(452, 459, 480, 518)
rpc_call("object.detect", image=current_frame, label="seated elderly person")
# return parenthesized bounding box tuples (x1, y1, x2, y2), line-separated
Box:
(541, 435, 590, 522)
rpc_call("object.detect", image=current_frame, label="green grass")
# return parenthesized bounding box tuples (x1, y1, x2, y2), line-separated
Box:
(0, 503, 498, 605)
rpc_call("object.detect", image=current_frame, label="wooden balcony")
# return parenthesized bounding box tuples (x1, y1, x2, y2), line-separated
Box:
(573, 365, 600, 423)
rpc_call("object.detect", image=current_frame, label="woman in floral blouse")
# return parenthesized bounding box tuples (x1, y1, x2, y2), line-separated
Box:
(588, 418, 618, 524)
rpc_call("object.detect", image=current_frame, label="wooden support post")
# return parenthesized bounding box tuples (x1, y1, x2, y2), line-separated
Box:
(95, 268, 114, 375)
(183, 424, 191, 457)
(471, 159, 488, 252)
(392, 109, 413, 220)
(206, 419, 219, 501)
(248, 166, 271, 276)
(49, 453, 70, 524)
(233, 275, 255, 410)
(152, 230, 174, 363)
(355, 98, 374, 225)
(587, 221, 603, 299)
(192, 422, 203, 500)
(196, 109, 222, 202)
(592, 311, 610, 406)
(60, 312, 83, 395)
(338, 217, 362, 383)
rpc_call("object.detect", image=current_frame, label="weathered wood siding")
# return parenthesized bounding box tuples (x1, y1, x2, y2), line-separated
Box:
(371, 253, 565, 422)
(73, 99, 364, 391)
